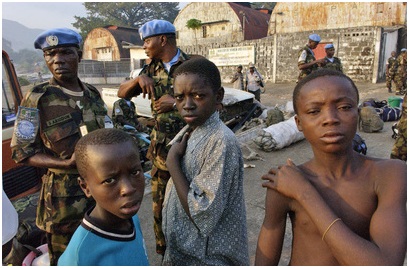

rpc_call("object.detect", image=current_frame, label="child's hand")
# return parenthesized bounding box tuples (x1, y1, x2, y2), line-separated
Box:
(261, 158, 310, 200)
(167, 132, 190, 164)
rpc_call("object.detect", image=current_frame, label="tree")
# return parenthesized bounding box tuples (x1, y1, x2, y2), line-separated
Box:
(186, 19, 202, 46)
(251, 2, 277, 10)
(73, 2, 180, 41)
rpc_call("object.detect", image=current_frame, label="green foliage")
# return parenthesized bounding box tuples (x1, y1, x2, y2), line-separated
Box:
(186, 18, 202, 30)
(73, 2, 180, 41)
(17, 76, 30, 86)
(251, 2, 277, 10)
(6, 49, 44, 74)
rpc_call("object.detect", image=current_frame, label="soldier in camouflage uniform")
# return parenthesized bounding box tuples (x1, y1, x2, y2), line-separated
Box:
(118, 20, 188, 256)
(112, 97, 143, 131)
(386, 51, 398, 93)
(297, 33, 327, 82)
(322, 43, 343, 73)
(395, 48, 407, 95)
(10, 28, 107, 265)
(391, 94, 407, 161)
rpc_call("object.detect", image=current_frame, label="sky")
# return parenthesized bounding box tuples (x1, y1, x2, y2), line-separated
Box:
(2, 2, 88, 30)
(2, 1, 188, 31)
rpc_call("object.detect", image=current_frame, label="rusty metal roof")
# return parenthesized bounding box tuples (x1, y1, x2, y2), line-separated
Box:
(228, 2, 271, 40)
(103, 25, 143, 59)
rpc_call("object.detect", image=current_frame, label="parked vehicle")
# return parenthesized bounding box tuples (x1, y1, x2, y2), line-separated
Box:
(102, 69, 262, 133)
(2, 50, 44, 200)
(2, 50, 46, 265)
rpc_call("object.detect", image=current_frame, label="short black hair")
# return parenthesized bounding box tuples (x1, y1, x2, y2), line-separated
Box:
(293, 69, 359, 114)
(75, 128, 139, 179)
(173, 57, 221, 92)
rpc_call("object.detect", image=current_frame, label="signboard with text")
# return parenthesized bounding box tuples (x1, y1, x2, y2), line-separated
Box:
(208, 46, 255, 66)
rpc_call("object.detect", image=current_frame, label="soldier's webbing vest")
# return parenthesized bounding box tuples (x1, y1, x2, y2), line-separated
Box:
(12, 82, 106, 160)
(140, 54, 189, 170)
(298, 46, 317, 81)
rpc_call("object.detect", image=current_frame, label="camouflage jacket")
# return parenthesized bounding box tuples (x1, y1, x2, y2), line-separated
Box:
(140, 49, 189, 170)
(10, 78, 106, 234)
(387, 56, 398, 75)
(396, 53, 407, 76)
(322, 57, 343, 73)
(11, 78, 107, 163)
(112, 98, 138, 129)
(297, 45, 317, 81)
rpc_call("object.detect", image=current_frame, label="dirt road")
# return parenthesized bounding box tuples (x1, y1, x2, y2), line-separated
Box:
(95, 81, 405, 265)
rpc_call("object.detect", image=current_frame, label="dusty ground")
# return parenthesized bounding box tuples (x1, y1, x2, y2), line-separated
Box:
(95, 81, 405, 266)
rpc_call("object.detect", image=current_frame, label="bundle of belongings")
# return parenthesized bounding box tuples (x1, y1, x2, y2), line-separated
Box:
(253, 116, 305, 152)
(359, 98, 402, 133)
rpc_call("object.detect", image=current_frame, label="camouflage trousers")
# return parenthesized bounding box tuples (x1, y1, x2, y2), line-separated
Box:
(391, 114, 407, 161)
(395, 73, 407, 94)
(36, 170, 95, 265)
(151, 166, 170, 255)
(386, 73, 398, 90)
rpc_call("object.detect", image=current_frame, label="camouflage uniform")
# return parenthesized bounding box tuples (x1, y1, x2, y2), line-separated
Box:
(11, 78, 107, 265)
(140, 50, 189, 255)
(322, 57, 343, 73)
(391, 94, 407, 161)
(386, 56, 398, 92)
(111, 98, 142, 131)
(297, 45, 318, 82)
(395, 52, 407, 95)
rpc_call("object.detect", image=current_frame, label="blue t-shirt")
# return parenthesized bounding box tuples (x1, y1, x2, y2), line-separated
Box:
(58, 209, 149, 266)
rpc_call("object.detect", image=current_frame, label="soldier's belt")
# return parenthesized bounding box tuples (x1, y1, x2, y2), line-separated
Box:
(48, 168, 79, 174)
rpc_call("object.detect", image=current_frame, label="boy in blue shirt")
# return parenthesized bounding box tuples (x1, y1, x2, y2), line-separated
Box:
(58, 128, 149, 265)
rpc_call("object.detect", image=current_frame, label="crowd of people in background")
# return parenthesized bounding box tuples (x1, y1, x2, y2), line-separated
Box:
(6, 20, 407, 266)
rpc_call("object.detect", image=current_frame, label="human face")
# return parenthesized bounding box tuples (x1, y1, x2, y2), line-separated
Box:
(308, 40, 319, 49)
(43, 47, 80, 82)
(174, 73, 223, 129)
(294, 76, 359, 154)
(326, 48, 335, 58)
(142, 36, 164, 59)
(79, 140, 145, 225)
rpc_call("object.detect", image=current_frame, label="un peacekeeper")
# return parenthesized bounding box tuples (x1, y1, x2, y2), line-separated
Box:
(118, 19, 188, 256)
(10, 28, 107, 265)
(386, 51, 398, 93)
(391, 94, 407, 161)
(297, 33, 327, 82)
(395, 48, 407, 95)
(112, 97, 144, 131)
(322, 43, 343, 73)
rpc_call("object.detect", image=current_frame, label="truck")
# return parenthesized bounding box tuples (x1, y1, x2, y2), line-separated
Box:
(2, 50, 46, 265)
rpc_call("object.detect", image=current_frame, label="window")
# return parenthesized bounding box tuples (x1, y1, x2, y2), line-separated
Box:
(202, 26, 207, 38)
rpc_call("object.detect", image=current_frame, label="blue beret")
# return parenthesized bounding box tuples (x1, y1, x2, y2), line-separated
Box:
(309, 33, 321, 43)
(34, 28, 82, 50)
(324, 44, 334, 49)
(139, 20, 176, 40)
(401, 48, 407, 52)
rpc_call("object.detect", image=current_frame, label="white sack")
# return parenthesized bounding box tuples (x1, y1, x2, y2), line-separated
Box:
(253, 116, 304, 151)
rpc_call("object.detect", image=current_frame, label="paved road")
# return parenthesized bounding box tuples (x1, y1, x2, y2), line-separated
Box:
(95, 82, 405, 265)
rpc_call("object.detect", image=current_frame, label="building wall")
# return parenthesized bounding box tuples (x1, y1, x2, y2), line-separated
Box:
(269, 2, 407, 35)
(83, 28, 121, 61)
(174, 2, 243, 45)
(179, 25, 384, 83)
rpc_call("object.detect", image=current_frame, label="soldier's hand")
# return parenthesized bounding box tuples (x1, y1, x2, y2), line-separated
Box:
(154, 94, 175, 114)
(137, 75, 155, 100)
(67, 153, 76, 169)
(316, 58, 327, 66)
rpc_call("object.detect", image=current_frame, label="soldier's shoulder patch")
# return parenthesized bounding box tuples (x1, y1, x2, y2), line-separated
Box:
(12, 106, 40, 143)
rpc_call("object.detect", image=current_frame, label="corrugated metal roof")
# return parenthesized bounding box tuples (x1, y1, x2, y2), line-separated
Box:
(228, 2, 271, 40)
(103, 25, 143, 59)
